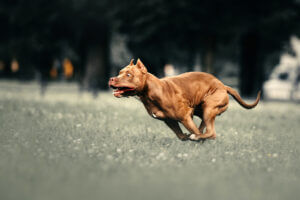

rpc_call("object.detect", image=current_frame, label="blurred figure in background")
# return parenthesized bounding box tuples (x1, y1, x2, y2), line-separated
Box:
(63, 58, 74, 80)
(10, 59, 20, 79)
(263, 36, 300, 101)
(10, 59, 19, 73)
(164, 64, 177, 77)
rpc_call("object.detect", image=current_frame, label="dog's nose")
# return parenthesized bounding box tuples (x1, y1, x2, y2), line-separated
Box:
(108, 77, 117, 86)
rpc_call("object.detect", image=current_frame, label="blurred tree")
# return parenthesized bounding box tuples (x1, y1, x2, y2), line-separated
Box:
(0, 0, 62, 80)
(111, 0, 300, 96)
(0, 0, 112, 90)
(235, 0, 300, 96)
(1, 0, 299, 96)
(72, 0, 111, 90)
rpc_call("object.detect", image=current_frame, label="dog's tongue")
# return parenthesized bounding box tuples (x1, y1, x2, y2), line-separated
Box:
(113, 88, 135, 97)
(113, 90, 123, 98)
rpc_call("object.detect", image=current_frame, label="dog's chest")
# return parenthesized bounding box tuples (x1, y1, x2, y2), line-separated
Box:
(140, 97, 166, 119)
(146, 103, 166, 119)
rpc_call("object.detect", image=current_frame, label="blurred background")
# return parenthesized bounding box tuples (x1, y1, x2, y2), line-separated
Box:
(1, 2, 300, 199)
(0, 0, 300, 100)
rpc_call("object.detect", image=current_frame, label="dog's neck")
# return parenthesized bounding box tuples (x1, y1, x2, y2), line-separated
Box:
(137, 73, 167, 106)
(142, 73, 162, 95)
(137, 73, 164, 112)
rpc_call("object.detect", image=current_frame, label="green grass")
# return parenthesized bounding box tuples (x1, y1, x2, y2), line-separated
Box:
(0, 81, 300, 200)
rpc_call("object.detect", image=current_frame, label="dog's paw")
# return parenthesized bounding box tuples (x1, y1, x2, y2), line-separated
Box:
(178, 134, 190, 141)
(189, 134, 203, 141)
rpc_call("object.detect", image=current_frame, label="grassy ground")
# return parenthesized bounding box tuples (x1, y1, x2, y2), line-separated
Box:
(0, 81, 300, 200)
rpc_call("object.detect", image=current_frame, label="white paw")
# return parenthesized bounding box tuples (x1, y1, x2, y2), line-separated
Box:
(189, 134, 197, 140)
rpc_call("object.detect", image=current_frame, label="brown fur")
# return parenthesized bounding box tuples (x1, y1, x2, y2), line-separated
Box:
(109, 59, 260, 141)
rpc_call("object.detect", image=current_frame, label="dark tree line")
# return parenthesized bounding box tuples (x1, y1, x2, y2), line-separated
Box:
(0, 0, 111, 89)
(0, 0, 299, 96)
(113, 0, 300, 96)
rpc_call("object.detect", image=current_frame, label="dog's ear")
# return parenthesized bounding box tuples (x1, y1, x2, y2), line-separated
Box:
(129, 59, 134, 66)
(136, 58, 147, 74)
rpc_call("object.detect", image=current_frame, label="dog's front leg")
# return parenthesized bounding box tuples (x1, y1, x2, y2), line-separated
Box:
(181, 117, 204, 141)
(164, 119, 190, 141)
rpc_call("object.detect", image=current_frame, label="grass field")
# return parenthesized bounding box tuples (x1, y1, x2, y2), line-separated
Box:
(0, 81, 300, 200)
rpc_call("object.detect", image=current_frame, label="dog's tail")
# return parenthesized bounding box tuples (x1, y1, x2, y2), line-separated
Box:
(225, 86, 261, 109)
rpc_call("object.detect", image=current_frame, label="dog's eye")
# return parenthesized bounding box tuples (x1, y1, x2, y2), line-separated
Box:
(127, 73, 132, 77)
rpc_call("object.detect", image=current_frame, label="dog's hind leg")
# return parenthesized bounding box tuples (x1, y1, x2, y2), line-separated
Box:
(206, 103, 229, 139)
(202, 113, 217, 139)
(198, 120, 206, 133)
(190, 89, 229, 140)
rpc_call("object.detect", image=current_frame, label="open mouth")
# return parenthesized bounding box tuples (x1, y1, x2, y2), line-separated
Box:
(111, 86, 135, 97)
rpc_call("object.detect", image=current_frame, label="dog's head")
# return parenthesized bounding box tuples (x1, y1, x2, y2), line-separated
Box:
(109, 59, 148, 98)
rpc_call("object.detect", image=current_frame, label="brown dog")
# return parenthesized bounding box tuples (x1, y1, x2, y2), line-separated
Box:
(109, 59, 260, 141)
